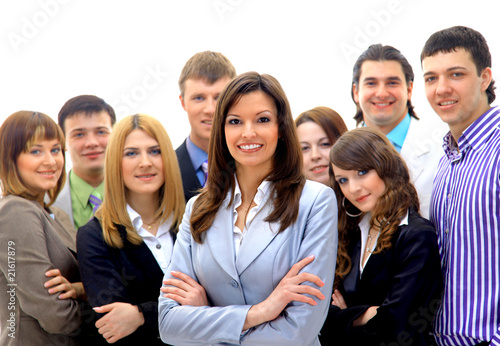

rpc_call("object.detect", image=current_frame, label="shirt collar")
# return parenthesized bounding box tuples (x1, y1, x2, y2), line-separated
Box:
(186, 136, 208, 170)
(126, 204, 171, 237)
(442, 106, 500, 159)
(458, 106, 500, 151)
(233, 175, 272, 209)
(386, 113, 411, 152)
(359, 210, 409, 231)
(70, 170, 104, 208)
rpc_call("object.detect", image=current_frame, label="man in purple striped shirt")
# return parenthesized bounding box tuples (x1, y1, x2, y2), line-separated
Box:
(421, 26, 500, 346)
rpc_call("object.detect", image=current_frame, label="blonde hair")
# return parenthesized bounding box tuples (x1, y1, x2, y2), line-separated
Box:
(96, 114, 185, 248)
(0, 111, 66, 205)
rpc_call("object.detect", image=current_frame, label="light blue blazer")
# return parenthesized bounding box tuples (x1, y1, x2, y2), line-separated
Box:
(158, 180, 338, 346)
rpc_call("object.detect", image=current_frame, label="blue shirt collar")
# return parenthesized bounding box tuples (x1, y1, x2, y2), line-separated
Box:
(386, 113, 411, 152)
(186, 136, 208, 171)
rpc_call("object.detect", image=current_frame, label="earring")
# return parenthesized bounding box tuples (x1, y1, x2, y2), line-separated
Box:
(342, 197, 362, 217)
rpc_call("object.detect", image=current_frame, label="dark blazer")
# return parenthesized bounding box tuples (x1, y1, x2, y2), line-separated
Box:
(176, 138, 202, 204)
(319, 210, 442, 346)
(77, 218, 175, 346)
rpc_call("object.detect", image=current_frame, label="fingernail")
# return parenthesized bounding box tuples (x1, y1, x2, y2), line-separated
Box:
(48, 289, 53, 294)
(44, 282, 49, 287)
(307, 255, 314, 259)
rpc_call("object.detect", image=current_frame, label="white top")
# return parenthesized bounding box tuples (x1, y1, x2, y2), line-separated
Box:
(232, 177, 272, 257)
(127, 204, 175, 273)
(359, 211, 409, 275)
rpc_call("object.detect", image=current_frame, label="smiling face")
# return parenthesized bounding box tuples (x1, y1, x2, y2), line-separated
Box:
(64, 111, 113, 183)
(122, 129, 165, 201)
(180, 77, 232, 152)
(16, 139, 64, 198)
(297, 121, 332, 185)
(422, 48, 492, 141)
(353, 60, 413, 134)
(331, 165, 386, 213)
(224, 90, 279, 178)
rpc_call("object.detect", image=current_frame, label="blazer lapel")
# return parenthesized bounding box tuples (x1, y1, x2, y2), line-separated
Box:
(235, 201, 279, 275)
(205, 203, 240, 280)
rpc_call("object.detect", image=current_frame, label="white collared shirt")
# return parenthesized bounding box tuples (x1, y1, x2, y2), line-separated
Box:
(232, 177, 272, 257)
(127, 204, 175, 273)
(359, 210, 409, 275)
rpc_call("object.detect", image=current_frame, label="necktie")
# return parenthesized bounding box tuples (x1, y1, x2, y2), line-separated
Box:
(89, 190, 102, 214)
(201, 160, 208, 187)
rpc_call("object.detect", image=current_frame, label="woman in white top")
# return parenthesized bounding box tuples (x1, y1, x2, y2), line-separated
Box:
(158, 71, 338, 345)
(77, 114, 185, 345)
(320, 127, 442, 345)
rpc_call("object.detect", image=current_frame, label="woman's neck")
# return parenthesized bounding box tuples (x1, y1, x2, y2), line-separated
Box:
(236, 167, 268, 204)
(126, 192, 159, 223)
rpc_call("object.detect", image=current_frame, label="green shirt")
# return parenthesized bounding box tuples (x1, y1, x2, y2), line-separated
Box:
(69, 170, 104, 229)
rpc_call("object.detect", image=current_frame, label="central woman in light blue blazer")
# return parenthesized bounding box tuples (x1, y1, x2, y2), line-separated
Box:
(158, 71, 338, 345)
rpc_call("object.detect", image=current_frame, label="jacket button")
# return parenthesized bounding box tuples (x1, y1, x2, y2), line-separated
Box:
(230, 280, 239, 288)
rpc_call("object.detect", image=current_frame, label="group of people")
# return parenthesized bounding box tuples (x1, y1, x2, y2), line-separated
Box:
(0, 25, 498, 346)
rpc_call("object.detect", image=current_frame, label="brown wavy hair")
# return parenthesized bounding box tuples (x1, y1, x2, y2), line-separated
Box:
(96, 114, 185, 248)
(329, 127, 419, 287)
(190, 71, 305, 243)
(0, 111, 66, 205)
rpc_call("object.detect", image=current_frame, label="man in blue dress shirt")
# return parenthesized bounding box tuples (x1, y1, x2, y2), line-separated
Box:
(351, 44, 445, 218)
(175, 51, 236, 203)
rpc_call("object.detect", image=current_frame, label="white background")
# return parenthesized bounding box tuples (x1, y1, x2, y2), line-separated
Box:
(1, 0, 498, 149)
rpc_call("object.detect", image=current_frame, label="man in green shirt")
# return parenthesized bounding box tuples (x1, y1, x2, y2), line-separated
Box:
(53, 95, 115, 229)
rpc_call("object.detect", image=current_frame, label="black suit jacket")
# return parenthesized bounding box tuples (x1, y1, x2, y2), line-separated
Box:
(319, 210, 442, 346)
(77, 218, 176, 346)
(176, 138, 203, 204)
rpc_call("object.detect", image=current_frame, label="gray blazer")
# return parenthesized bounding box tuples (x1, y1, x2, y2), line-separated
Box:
(0, 195, 82, 346)
(158, 180, 338, 345)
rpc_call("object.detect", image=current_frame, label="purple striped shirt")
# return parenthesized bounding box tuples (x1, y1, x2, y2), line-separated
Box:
(431, 106, 500, 346)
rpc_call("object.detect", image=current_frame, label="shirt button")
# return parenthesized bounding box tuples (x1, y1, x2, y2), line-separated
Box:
(445, 229, 449, 233)
(156, 244, 161, 249)
(230, 280, 239, 288)
(435, 333, 441, 337)
(447, 194, 452, 199)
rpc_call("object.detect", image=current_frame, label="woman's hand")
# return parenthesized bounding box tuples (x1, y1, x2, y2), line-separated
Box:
(331, 289, 347, 308)
(94, 302, 145, 343)
(161, 270, 208, 306)
(331, 288, 378, 326)
(243, 255, 325, 330)
(44, 269, 86, 300)
(353, 306, 379, 327)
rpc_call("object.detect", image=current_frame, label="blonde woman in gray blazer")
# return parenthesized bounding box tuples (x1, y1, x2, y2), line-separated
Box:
(0, 111, 88, 345)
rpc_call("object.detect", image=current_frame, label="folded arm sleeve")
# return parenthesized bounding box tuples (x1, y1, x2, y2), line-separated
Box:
(0, 199, 81, 335)
(159, 186, 338, 345)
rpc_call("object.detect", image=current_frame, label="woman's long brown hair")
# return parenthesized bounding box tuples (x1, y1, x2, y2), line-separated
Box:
(329, 127, 420, 287)
(190, 72, 305, 243)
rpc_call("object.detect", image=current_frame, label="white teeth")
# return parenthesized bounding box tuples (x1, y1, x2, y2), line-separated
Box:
(312, 166, 326, 172)
(138, 175, 154, 178)
(440, 101, 456, 106)
(203, 121, 212, 125)
(376, 103, 391, 106)
(38, 172, 54, 175)
(240, 144, 262, 150)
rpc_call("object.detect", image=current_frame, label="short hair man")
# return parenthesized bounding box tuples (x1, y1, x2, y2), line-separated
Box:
(421, 26, 499, 346)
(54, 95, 115, 229)
(352, 44, 445, 218)
(176, 51, 236, 203)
